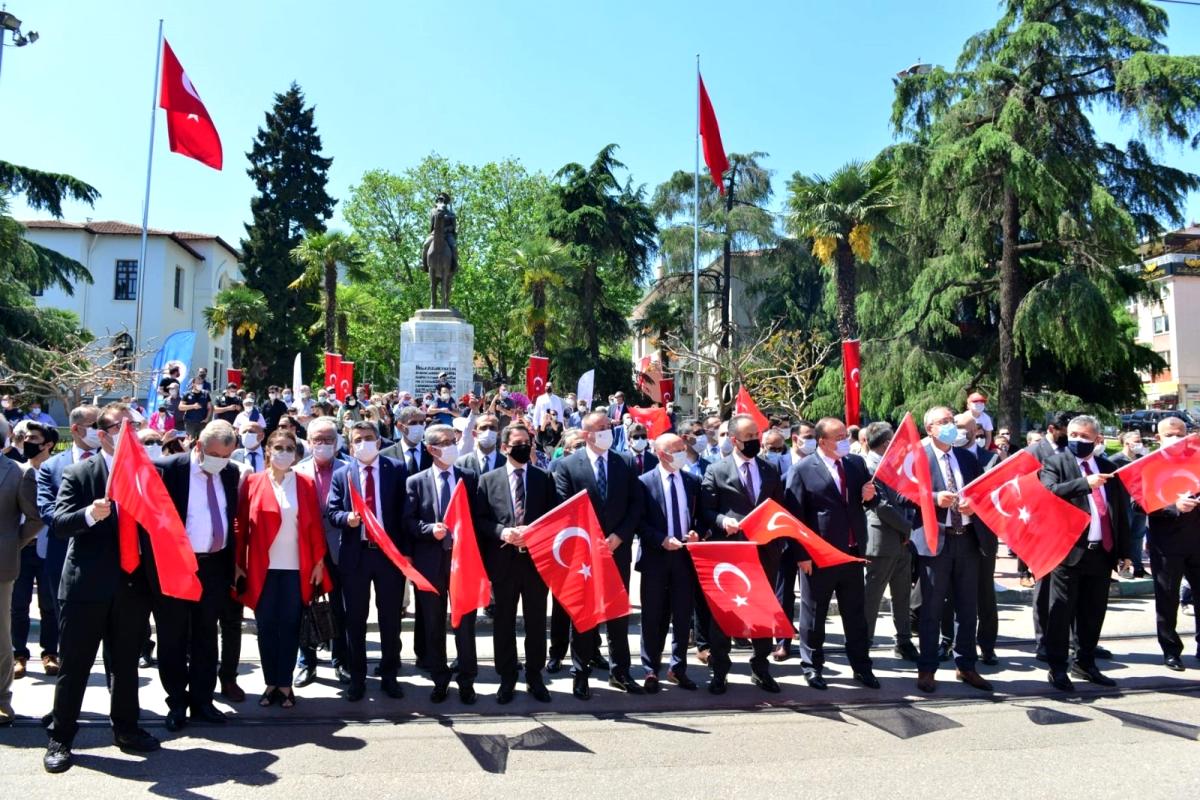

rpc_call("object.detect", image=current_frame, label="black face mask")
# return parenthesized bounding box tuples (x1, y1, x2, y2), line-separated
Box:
(508, 443, 532, 464)
(1054, 433, 1069, 449)
(22, 441, 45, 460)
(1066, 439, 1095, 459)
(739, 439, 762, 459)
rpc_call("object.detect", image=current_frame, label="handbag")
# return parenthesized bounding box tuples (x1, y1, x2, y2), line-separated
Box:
(299, 591, 340, 652)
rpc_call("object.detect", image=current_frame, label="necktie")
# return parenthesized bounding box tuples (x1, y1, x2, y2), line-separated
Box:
(596, 456, 608, 502)
(669, 473, 684, 541)
(1080, 461, 1114, 551)
(511, 468, 525, 525)
(207, 473, 225, 551)
(740, 461, 755, 505)
(438, 471, 452, 550)
(944, 453, 963, 531)
(637, 454, 643, 473)
(835, 458, 855, 547)
(315, 464, 331, 509)
(80, 449, 93, 459)
(249, 450, 258, 472)
(363, 465, 377, 537)
(407, 448, 418, 473)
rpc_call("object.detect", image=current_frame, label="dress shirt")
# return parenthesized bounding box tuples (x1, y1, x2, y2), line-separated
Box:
(505, 460, 527, 516)
(355, 458, 385, 539)
(185, 452, 228, 552)
(474, 448, 498, 473)
(83, 451, 117, 528)
(1076, 455, 1107, 542)
(431, 465, 458, 519)
(657, 464, 689, 539)
(585, 446, 609, 481)
(71, 444, 95, 464)
(818, 452, 843, 494)
(733, 448, 761, 501)
(267, 472, 300, 569)
(933, 446, 967, 526)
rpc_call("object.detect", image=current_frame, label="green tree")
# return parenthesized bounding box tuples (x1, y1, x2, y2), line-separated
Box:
(505, 236, 572, 358)
(202, 283, 270, 366)
(892, 0, 1200, 429)
(240, 82, 335, 385)
(289, 230, 365, 354)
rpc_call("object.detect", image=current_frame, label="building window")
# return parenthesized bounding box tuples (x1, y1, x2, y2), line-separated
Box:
(173, 266, 184, 310)
(1158, 350, 1172, 368)
(213, 346, 225, 389)
(114, 260, 138, 300)
(1153, 315, 1170, 334)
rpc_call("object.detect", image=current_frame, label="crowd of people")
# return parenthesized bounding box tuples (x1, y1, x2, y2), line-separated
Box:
(0, 374, 1195, 775)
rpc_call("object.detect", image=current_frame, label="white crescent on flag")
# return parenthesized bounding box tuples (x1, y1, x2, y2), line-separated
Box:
(551, 527, 591, 569)
(850, 367, 861, 387)
(713, 562, 752, 594)
(990, 476, 1022, 518)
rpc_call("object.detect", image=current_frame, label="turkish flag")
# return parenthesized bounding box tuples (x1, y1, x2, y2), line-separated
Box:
(1114, 433, 1200, 513)
(842, 340, 861, 426)
(734, 385, 768, 435)
(659, 377, 676, 406)
(225, 368, 242, 388)
(526, 356, 549, 403)
(698, 73, 730, 194)
(629, 406, 671, 439)
(959, 451, 1090, 580)
(873, 411, 940, 553)
(107, 421, 202, 600)
(336, 360, 355, 401)
(740, 498, 865, 568)
(688, 541, 793, 637)
(159, 39, 222, 170)
(349, 482, 437, 593)
(445, 481, 489, 627)
(324, 352, 342, 392)
(522, 491, 630, 632)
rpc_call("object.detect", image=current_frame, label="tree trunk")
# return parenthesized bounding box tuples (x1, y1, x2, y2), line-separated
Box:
(336, 312, 348, 356)
(997, 185, 1023, 433)
(532, 283, 547, 357)
(834, 240, 857, 340)
(583, 262, 599, 364)
(323, 259, 337, 354)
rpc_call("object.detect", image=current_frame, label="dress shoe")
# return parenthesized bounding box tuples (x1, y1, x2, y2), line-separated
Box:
(0, 712, 12, 728)
(1165, 654, 1185, 672)
(853, 670, 881, 689)
(572, 674, 591, 700)
(430, 683, 450, 703)
(803, 670, 828, 691)
(41, 654, 61, 676)
(190, 704, 227, 724)
(644, 675, 661, 694)
(345, 684, 366, 701)
(732, 637, 752, 650)
(893, 641, 920, 662)
(1093, 645, 1112, 660)
(590, 654, 611, 671)
(382, 680, 405, 699)
(608, 673, 644, 694)
(979, 651, 999, 666)
(916, 671, 936, 693)
(13, 656, 26, 680)
(44, 740, 72, 773)
(459, 683, 477, 705)
(1034, 650, 1049, 664)
(484, 602, 495, 618)
(545, 656, 563, 674)
(335, 665, 353, 685)
(293, 666, 316, 688)
(956, 669, 993, 691)
(220, 680, 246, 703)
(667, 671, 698, 691)
(697, 648, 710, 665)
(1070, 664, 1116, 687)
(496, 684, 516, 705)
(138, 654, 155, 669)
(164, 709, 188, 733)
(937, 641, 952, 662)
(114, 728, 161, 753)
(1047, 670, 1075, 692)
(527, 682, 552, 703)
(752, 672, 781, 693)
(772, 644, 791, 662)
(708, 675, 727, 695)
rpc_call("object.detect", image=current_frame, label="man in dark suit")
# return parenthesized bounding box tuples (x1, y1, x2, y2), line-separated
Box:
(699, 413, 787, 694)
(382, 405, 429, 473)
(1146, 416, 1200, 671)
(327, 420, 409, 701)
(637, 433, 700, 693)
(44, 403, 160, 774)
(608, 392, 627, 422)
(1040, 414, 1132, 691)
(153, 421, 240, 731)
(545, 431, 595, 674)
(771, 419, 815, 661)
(951, 410, 1001, 665)
(553, 411, 644, 699)
(1025, 411, 1074, 661)
(402, 424, 480, 704)
(626, 423, 659, 475)
(455, 412, 504, 475)
(911, 407, 994, 693)
(474, 423, 556, 704)
(783, 417, 880, 692)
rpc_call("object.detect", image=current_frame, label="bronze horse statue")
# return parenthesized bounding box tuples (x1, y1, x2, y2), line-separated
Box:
(421, 196, 458, 309)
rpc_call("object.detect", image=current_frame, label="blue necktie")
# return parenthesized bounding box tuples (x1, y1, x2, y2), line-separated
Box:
(596, 456, 608, 502)
(249, 451, 258, 472)
(668, 473, 684, 541)
(438, 471, 452, 550)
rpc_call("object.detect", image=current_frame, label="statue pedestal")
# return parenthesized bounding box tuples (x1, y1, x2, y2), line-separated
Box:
(399, 309, 475, 397)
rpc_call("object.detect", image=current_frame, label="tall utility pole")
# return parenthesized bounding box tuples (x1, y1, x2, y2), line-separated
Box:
(0, 7, 40, 83)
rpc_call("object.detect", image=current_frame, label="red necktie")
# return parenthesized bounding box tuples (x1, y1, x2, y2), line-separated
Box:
(364, 465, 377, 513)
(637, 454, 643, 472)
(1080, 461, 1114, 551)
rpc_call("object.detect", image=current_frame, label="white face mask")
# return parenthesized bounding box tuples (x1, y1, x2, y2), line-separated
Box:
(953, 428, 970, 448)
(970, 402, 986, 413)
(312, 443, 336, 463)
(835, 439, 851, 458)
(592, 428, 613, 452)
(354, 439, 379, 464)
(798, 437, 817, 456)
(630, 437, 648, 453)
(241, 432, 260, 450)
(201, 454, 230, 475)
(81, 427, 102, 450)
(975, 436, 987, 449)
(669, 450, 690, 470)
(1161, 435, 1183, 448)
(243, 401, 254, 410)
(271, 450, 295, 469)
(475, 429, 497, 450)
(693, 434, 708, 451)
(719, 436, 733, 456)
(144, 444, 163, 460)
(1132, 444, 1147, 456)
(404, 424, 425, 444)
(439, 391, 451, 400)
(433, 443, 459, 465)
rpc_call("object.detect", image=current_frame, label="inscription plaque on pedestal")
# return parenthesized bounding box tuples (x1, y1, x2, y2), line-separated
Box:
(398, 309, 474, 399)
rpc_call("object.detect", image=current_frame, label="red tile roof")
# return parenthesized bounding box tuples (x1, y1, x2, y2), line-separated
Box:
(21, 219, 241, 261)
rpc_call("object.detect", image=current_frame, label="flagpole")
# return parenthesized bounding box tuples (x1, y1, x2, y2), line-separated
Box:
(133, 18, 163, 401)
(692, 54, 701, 417)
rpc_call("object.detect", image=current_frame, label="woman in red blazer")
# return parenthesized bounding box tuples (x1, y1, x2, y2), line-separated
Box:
(234, 429, 331, 708)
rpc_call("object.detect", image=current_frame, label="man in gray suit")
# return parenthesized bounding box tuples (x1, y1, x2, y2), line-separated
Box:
(229, 419, 266, 474)
(0, 452, 44, 725)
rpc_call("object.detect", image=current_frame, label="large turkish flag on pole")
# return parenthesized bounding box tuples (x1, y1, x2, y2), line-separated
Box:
(324, 352, 342, 392)
(445, 481, 490, 627)
(159, 39, 222, 170)
(688, 541, 793, 637)
(959, 451, 1090, 580)
(336, 360, 355, 401)
(842, 340, 861, 426)
(522, 491, 630, 632)
(1114, 433, 1200, 513)
(734, 385, 769, 434)
(740, 498, 864, 568)
(698, 73, 730, 193)
(526, 356, 550, 403)
(107, 421, 202, 600)
(873, 411, 940, 554)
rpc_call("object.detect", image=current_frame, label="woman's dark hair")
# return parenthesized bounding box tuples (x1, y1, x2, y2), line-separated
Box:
(265, 429, 298, 451)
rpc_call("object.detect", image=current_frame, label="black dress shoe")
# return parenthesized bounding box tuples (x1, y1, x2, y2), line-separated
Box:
(667, 671, 698, 691)
(1093, 645, 1113, 660)
(643, 675, 661, 694)
(853, 670, 881, 689)
(590, 654, 611, 671)
(220, 680, 246, 702)
(138, 655, 154, 669)
(190, 704, 227, 724)
(708, 675, 727, 695)
(979, 651, 999, 666)
(732, 637, 752, 650)
(293, 666, 316, 688)
(459, 683, 477, 705)
(572, 674, 591, 700)
(335, 665, 353, 685)
(346, 684, 365, 701)
(609, 673, 644, 694)
(164, 709, 188, 733)
(1047, 670, 1075, 692)
(545, 657, 563, 674)
(382, 680, 405, 699)
(751, 672, 781, 693)
(1165, 654, 1185, 672)
(1035, 650, 1049, 664)
(803, 670, 828, 691)
(893, 641, 920, 662)
(527, 683, 552, 703)
(430, 684, 450, 703)
(937, 642, 952, 662)
(44, 740, 72, 773)
(497, 684, 516, 704)
(114, 728, 161, 753)
(1070, 664, 1116, 687)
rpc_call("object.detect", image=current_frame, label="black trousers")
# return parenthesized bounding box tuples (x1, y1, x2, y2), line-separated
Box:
(917, 533, 979, 673)
(218, 594, 243, 683)
(774, 542, 800, 648)
(570, 552, 633, 678)
(639, 552, 695, 678)
(493, 552, 548, 687)
(692, 568, 712, 654)
(708, 549, 781, 679)
(797, 557, 871, 674)
(49, 573, 152, 745)
(342, 548, 403, 686)
(976, 553, 998, 654)
(1046, 547, 1112, 673)
(415, 586, 478, 687)
(1149, 548, 1200, 658)
(153, 556, 228, 712)
(298, 555, 348, 670)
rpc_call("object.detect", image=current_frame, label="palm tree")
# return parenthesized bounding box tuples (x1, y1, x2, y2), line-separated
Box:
(786, 158, 895, 340)
(506, 236, 571, 357)
(289, 231, 365, 353)
(203, 284, 270, 364)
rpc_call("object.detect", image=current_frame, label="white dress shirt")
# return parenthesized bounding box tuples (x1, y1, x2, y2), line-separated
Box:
(355, 458, 386, 540)
(819, 452, 843, 494)
(657, 464, 689, 540)
(585, 446, 609, 485)
(83, 451, 116, 528)
(71, 444, 95, 464)
(185, 452, 228, 552)
(1075, 454, 1107, 542)
(430, 466, 458, 519)
(474, 447, 498, 473)
(733, 449, 761, 501)
(267, 472, 300, 569)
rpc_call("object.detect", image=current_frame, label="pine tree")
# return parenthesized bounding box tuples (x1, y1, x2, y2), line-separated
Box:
(239, 82, 335, 385)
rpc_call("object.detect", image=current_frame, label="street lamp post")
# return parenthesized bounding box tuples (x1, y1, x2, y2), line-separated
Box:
(0, 6, 39, 83)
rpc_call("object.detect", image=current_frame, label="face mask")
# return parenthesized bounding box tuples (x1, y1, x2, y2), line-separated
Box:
(508, 443, 532, 464)
(1132, 444, 1147, 456)
(318, 394, 328, 403)
(970, 402, 986, 414)
(433, 443, 459, 464)
(439, 391, 450, 400)
(354, 439, 379, 463)
(739, 439, 762, 459)
(22, 441, 46, 460)
(719, 437, 734, 456)
(592, 429, 613, 451)
(143, 444, 163, 460)
(693, 434, 708, 451)
(30, 406, 40, 414)
(975, 436, 987, 449)
(935, 424, 959, 446)
(476, 429, 497, 449)
(499, 390, 509, 399)
(1066, 438, 1095, 459)
(1161, 435, 1183, 449)
(81, 427, 102, 450)
(630, 437, 648, 453)
(404, 424, 425, 444)
(1054, 433, 1069, 449)
(835, 439, 851, 458)
(241, 432, 260, 450)
(798, 437, 817, 456)
(201, 454, 230, 475)
(0, 399, 8, 409)
(953, 428, 969, 448)
(578, 403, 588, 412)
(670, 450, 690, 470)
(271, 450, 295, 469)
(312, 443, 336, 462)
(764, 452, 783, 471)
(269, 394, 278, 402)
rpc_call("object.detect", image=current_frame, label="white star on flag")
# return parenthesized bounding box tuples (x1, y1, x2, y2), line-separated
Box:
(1018, 507, 1031, 524)
(733, 595, 749, 607)
(578, 563, 592, 580)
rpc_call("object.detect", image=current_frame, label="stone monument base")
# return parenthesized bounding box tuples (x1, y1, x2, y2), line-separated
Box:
(399, 309, 475, 398)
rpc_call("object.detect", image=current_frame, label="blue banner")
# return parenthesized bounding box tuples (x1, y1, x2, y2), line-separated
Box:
(145, 329, 197, 409)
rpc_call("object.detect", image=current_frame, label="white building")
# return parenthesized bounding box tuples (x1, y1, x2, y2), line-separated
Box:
(1130, 224, 1200, 412)
(22, 219, 242, 393)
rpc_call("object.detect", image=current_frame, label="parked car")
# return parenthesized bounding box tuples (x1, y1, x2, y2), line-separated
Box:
(1122, 409, 1199, 437)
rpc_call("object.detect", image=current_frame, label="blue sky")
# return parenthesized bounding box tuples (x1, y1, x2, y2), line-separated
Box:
(5, 0, 1199, 247)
